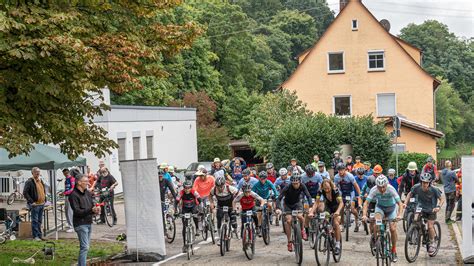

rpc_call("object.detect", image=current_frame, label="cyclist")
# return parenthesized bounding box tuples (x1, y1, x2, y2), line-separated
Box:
(275, 168, 291, 191)
(309, 179, 344, 255)
(288, 158, 304, 175)
(236, 168, 258, 191)
(192, 169, 215, 202)
(387, 168, 399, 192)
(362, 175, 403, 262)
(353, 167, 367, 232)
(159, 162, 173, 182)
(233, 183, 265, 237)
(159, 169, 177, 230)
(209, 176, 239, 240)
(265, 163, 278, 184)
(317, 161, 330, 180)
(302, 164, 323, 235)
(252, 171, 279, 236)
(398, 161, 420, 198)
(353, 156, 364, 171)
(404, 173, 444, 256)
(361, 169, 377, 239)
(364, 161, 373, 177)
(421, 156, 439, 183)
(331, 151, 343, 171)
(334, 163, 362, 232)
(346, 156, 354, 173)
(276, 173, 312, 252)
(176, 180, 202, 253)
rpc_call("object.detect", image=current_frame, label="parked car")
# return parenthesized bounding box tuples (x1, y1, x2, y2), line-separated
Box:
(184, 162, 212, 181)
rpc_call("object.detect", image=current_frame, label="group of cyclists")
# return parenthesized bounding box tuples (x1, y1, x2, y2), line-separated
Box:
(159, 154, 445, 264)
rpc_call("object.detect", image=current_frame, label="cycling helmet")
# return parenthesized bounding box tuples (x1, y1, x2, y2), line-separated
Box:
(305, 164, 315, 175)
(242, 183, 252, 192)
(426, 156, 433, 163)
(375, 175, 388, 187)
(183, 180, 193, 188)
(335, 162, 346, 171)
(356, 167, 366, 175)
(407, 162, 417, 171)
(266, 163, 274, 169)
(258, 171, 267, 179)
(387, 168, 396, 175)
(215, 176, 226, 187)
(290, 174, 301, 183)
(279, 168, 288, 176)
(420, 173, 431, 182)
(287, 166, 293, 173)
(197, 165, 206, 171)
(318, 161, 325, 167)
(242, 168, 250, 176)
(373, 164, 383, 174)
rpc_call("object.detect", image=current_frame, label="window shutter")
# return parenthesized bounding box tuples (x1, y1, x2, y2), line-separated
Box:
(377, 94, 395, 116)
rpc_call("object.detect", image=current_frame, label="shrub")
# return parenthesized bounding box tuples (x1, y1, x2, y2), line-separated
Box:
(388, 152, 431, 176)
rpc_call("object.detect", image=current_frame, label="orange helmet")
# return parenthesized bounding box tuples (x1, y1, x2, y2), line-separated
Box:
(373, 164, 383, 174)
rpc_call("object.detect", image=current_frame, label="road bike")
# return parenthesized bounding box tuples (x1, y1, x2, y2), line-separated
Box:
(403, 198, 417, 233)
(314, 212, 342, 266)
(374, 218, 397, 266)
(181, 212, 199, 260)
(201, 200, 215, 244)
(7, 179, 25, 205)
(241, 210, 256, 260)
(286, 210, 304, 265)
(404, 206, 441, 263)
(163, 199, 176, 244)
(219, 206, 235, 256)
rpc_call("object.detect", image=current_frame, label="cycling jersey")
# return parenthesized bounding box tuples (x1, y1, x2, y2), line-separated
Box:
(288, 165, 304, 175)
(334, 172, 356, 197)
(236, 177, 259, 191)
(398, 170, 420, 195)
(274, 177, 291, 191)
(318, 170, 330, 180)
(366, 185, 401, 208)
(410, 184, 442, 213)
(301, 173, 323, 198)
(234, 191, 263, 211)
(354, 175, 367, 197)
(211, 185, 238, 207)
(192, 175, 215, 198)
(361, 175, 376, 197)
(159, 178, 177, 202)
(266, 170, 278, 184)
(316, 188, 342, 213)
(177, 189, 201, 209)
(277, 183, 312, 208)
(252, 180, 278, 200)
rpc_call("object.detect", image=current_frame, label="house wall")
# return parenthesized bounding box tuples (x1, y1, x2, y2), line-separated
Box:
(283, 0, 435, 128)
(394, 39, 421, 65)
(385, 124, 437, 158)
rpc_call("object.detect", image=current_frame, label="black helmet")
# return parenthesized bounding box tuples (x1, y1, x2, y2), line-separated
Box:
(290, 174, 301, 183)
(266, 162, 274, 169)
(215, 176, 226, 186)
(183, 180, 192, 188)
(305, 164, 315, 175)
(242, 168, 250, 176)
(258, 171, 267, 179)
(242, 183, 252, 192)
(356, 167, 366, 175)
(286, 166, 293, 172)
(336, 162, 346, 171)
(318, 161, 325, 167)
(426, 156, 434, 163)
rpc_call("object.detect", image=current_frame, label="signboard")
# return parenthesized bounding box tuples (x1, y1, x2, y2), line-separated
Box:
(462, 156, 474, 263)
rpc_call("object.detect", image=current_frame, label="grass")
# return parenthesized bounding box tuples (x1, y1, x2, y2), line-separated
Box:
(439, 143, 474, 159)
(0, 239, 124, 266)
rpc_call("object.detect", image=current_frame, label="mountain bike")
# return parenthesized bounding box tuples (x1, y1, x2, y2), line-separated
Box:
(241, 210, 256, 260)
(342, 196, 352, 241)
(358, 206, 369, 235)
(374, 218, 398, 266)
(7, 179, 25, 205)
(0, 215, 16, 244)
(314, 212, 342, 266)
(286, 210, 304, 265)
(403, 198, 417, 233)
(261, 200, 272, 245)
(201, 200, 215, 244)
(219, 206, 236, 256)
(181, 212, 198, 260)
(404, 206, 441, 263)
(95, 188, 114, 227)
(163, 199, 176, 243)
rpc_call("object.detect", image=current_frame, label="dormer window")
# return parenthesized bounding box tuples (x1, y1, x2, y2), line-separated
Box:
(352, 20, 358, 31)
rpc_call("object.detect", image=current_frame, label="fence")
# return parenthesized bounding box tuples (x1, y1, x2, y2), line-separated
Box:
(437, 157, 462, 170)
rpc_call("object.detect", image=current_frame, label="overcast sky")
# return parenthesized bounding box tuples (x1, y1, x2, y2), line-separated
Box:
(326, 0, 473, 38)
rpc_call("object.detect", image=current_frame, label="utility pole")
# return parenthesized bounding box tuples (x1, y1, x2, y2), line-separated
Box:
(393, 116, 401, 176)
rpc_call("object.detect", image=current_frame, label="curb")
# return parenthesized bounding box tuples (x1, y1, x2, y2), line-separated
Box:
(452, 222, 463, 259)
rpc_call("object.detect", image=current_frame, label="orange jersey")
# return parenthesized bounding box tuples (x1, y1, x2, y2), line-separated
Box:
(192, 175, 215, 198)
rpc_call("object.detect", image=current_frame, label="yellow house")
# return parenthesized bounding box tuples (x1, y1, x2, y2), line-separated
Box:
(280, 0, 443, 158)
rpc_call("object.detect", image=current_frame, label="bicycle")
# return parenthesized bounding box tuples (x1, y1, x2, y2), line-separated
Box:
(94, 188, 114, 227)
(314, 212, 342, 266)
(286, 210, 304, 265)
(201, 200, 215, 244)
(404, 206, 441, 263)
(241, 210, 256, 260)
(403, 197, 417, 233)
(0, 215, 17, 244)
(374, 217, 398, 266)
(219, 206, 233, 256)
(181, 212, 199, 260)
(260, 199, 272, 245)
(7, 179, 25, 205)
(342, 196, 352, 241)
(307, 200, 321, 249)
(368, 212, 377, 256)
(358, 205, 369, 235)
(163, 199, 176, 244)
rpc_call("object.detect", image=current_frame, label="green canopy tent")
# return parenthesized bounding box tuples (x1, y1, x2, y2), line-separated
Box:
(0, 144, 87, 239)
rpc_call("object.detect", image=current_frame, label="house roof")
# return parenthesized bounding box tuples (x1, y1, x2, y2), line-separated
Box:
(229, 139, 250, 148)
(281, 0, 440, 91)
(384, 117, 444, 138)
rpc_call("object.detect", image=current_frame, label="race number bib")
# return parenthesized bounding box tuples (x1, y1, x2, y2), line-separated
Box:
(246, 210, 253, 216)
(369, 213, 375, 218)
(184, 213, 191, 219)
(375, 219, 382, 225)
(416, 207, 422, 213)
(223, 206, 229, 212)
(345, 196, 351, 201)
(410, 198, 415, 203)
(319, 213, 326, 219)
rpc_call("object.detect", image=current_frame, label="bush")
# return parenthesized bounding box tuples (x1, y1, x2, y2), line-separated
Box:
(388, 152, 431, 176)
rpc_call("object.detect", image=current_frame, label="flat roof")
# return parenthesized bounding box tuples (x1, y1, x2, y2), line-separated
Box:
(110, 105, 196, 112)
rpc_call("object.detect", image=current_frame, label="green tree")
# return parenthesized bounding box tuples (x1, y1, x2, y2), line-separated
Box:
(282, 0, 334, 37)
(197, 125, 231, 161)
(0, 1, 200, 158)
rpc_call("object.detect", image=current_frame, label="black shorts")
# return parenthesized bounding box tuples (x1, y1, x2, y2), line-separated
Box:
(421, 211, 437, 221)
(283, 202, 303, 213)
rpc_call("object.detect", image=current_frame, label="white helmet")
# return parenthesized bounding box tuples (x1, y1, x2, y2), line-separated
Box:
(376, 175, 388, 187)
(388, 168, 396, 175)
(279, 168, 288, 176)
(420, 173, 431, 183)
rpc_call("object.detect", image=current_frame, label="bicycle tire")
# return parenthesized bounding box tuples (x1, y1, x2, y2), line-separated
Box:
(104, 203, 113, 227)
(345, 207, 350, 242)
(293, 223, 303, 265)
(332, 233, 342, 262)
(404, 224, 421, 263)
(209, 216, 215, 244)
(405, 212, 414, 233)
(262, 213, 270, 245)
(220, 223, 227, 256)
(363, 220, 369, 235)
(430, 221, 441, 257)
(186, 224, 192, 260)
(202, 217, 208, 241)
(226, 224, 231, 251)
(7, 193, 16, 205)
(376, 238, 382, 266)
(165, 214, 176, 243)
(385, 231, 391, 265)
(309, 218, 318, 249)
(370, 234, 376, 256)
(243, 225, 254, 260)
(315, 231, 330, 266)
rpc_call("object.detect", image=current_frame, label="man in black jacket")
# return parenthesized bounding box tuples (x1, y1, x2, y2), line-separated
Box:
(23, 167, 47, 241)
(69, 174, 100, 266)
(398, 161, 420, 197)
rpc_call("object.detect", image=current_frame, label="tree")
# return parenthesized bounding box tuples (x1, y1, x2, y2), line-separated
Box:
(0, 1, 200, 158)
(282, 0, 334, 38)
(197, 125, 231, 161)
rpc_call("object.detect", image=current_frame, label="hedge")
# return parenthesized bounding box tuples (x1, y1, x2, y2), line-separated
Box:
(388, 152, 431, 176)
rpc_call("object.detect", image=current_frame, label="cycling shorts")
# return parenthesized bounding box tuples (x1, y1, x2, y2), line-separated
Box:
(374, 204, 398, 221)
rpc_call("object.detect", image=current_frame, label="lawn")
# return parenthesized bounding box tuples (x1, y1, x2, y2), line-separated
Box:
(0, 239, 124, 266)
(439, 143, 474, 159)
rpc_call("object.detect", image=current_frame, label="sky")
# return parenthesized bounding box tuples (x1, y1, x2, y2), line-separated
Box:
(326, 0, 473, 38)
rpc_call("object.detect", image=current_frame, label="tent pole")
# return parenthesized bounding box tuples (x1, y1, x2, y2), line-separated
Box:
(52, 170, 58, 240)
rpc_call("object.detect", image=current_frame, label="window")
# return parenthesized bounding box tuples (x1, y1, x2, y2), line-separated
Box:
(352, 19, 358, 30)
(328, 52, 344, 73)
(377, 93, 396, 117)
(333, 96, 351, 116)
(133, 137, 140, 160)
(117, 138, 126, 161)
(146, 136, 153, 159)
(392, 143, 406, 154)
(368, 51, 385, 70)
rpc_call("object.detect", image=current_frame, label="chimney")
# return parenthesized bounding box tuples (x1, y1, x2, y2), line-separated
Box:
(340, 0, 348, 11)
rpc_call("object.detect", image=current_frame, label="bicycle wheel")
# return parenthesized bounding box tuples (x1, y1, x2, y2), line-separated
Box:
(208, 216, 215, 244)
(370, 234, 376, 256)
(186, 226, 192, 260)
(404, 212, 414, 233)
(7, 193, 16, 205)
(104, 203, 113, 227)
(345, 207, 350, 242)
(226, 225, 231, 251)
(315, 232, 330, 266)
(293, 223, 303, 265)
(332, 234, 342, 262)
(309, 219, 318, 249)
(376, 238, 382, 266)
(165, 214, 176, 243)
(243, 225, 254, 260)
(220, 223, 227, 256)
(430, 221, 441, 257)
(262, 214, 270, 245)
(202, 218, 208, 241)
(404, 224, 421, 263)
(384, 232, 391, 265)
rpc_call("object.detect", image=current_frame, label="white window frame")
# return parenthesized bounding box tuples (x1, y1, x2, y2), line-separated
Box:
(352, 19, 358, 31)
(368, 50, 385, 71)
(376, 93, 396, 117)
(327, 51, 345, 74)
(333, 95, 352, 117)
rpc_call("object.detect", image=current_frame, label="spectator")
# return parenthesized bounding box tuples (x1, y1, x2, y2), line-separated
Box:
(69, 174, 100, 266)
(353, 156, 364, 170)
(363, 161, 373, 177)
(97, 168, 118, 225)
(159, 162, 172, 182)
(346, 156, 354, 173)
(288, 158, 304, 175)
(387, 168, 398, 192)
(311, 155, 321, 168)
(23, 167, 47, 241)
(230, 157, 247, 183)
(317, 162, 330, 180)
(63, 168, 76, 233)
(441, 160, 459, 224)
(86, 166, 97, 192)
(331, 151, 343, 170)
(455, 170, 462, 221)
(421, 156, 438, 182)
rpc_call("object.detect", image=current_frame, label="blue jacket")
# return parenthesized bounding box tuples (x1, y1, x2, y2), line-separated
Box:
(252, 180, 278, 199)
(236, 177, 258, 191)
(388, 177, 399, 192)
(354, 175, 367, 197)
